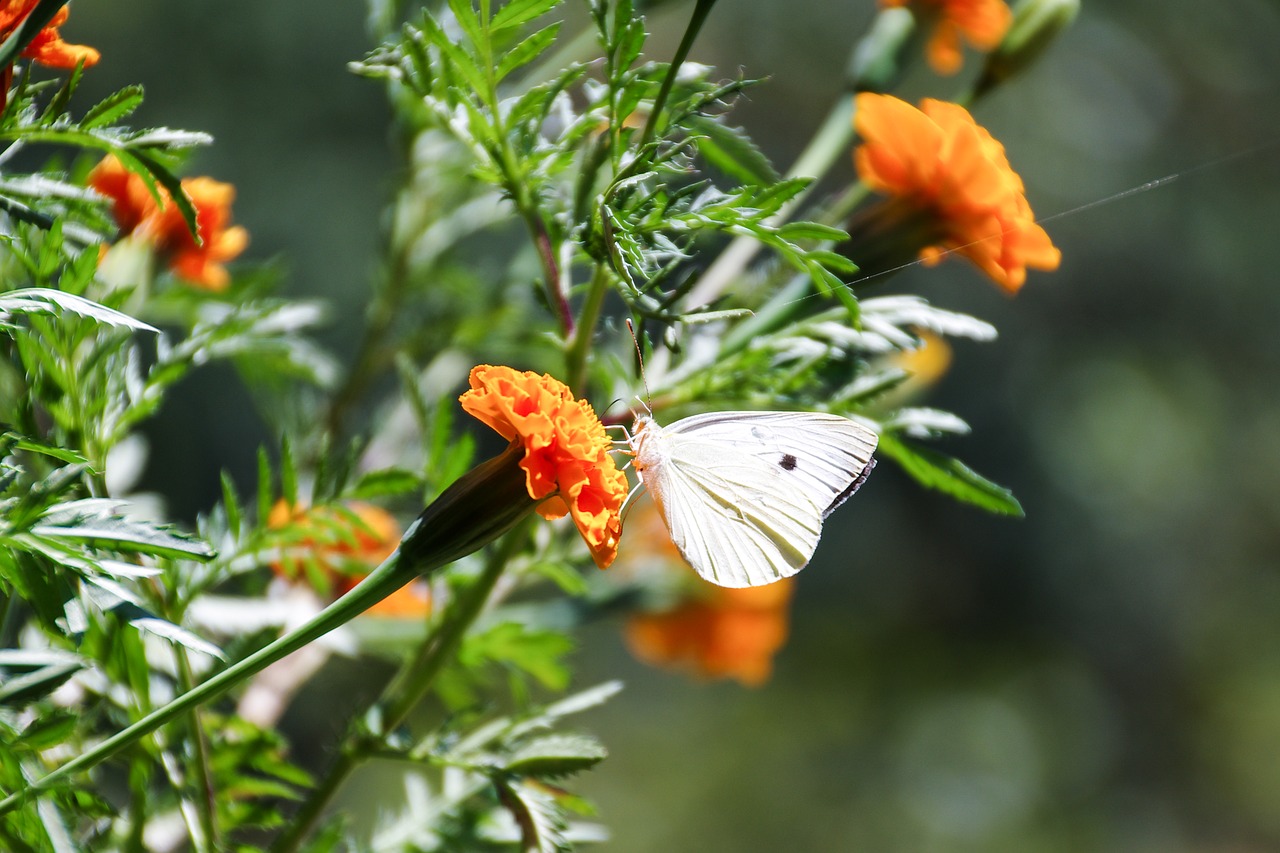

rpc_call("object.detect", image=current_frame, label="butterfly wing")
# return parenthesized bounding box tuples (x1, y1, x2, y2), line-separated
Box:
(642, 429, 825, 587)
(664, 411, 878, 517)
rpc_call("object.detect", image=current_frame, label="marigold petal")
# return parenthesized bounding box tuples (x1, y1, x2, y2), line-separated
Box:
(880, 0, 1012, 75)
(18, 5, 99, 70)
(625, 578, 795, 686)
(853, 93, 1058, 292)
(460, 365, 626, 568)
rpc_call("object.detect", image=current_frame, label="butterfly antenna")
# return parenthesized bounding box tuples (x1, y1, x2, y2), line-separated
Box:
(626, 318, 653, 415)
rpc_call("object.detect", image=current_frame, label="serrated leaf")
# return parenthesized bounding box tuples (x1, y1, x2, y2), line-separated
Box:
(778, 221, 850, 243)
(495, 778, 569, 853)
(80, 85, 144, 130)
(4, 434, 89, 466)
(504, 734, 607, 777)
(463, 622, 573, 691)
(0, 659, 83, 708)
(687, 115, 778, 186)
(127, 149, 198, 240)
(491, 0, 562, 33)
(496, 23, 561, 83)
(349, 468, 422, 500)
(34, 500, 216, 560)
(877, 433, 1024, 516)
(129, 617, 226, 660)
(18, 710, 79, 749)
(0, 288, 158, 333)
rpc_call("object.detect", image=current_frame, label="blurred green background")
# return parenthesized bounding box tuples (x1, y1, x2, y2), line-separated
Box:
(71, 0, 1280, 849)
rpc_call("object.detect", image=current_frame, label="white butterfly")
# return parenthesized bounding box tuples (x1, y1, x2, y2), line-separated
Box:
(627, 411, 878, 588)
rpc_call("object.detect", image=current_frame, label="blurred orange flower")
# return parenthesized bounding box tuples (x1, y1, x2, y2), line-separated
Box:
(626, 579, 795, 687)
(853, 93, 1060, 293)
(0, 2, 99, 70)
(880, 0, 1011, 75)
(267, 500, 429, 618)
(88, 156, 250, 291)
(460, 365, 627, 568)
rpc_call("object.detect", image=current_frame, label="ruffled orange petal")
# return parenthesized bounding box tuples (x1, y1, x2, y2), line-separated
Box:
(90, 157, 250, 291)
(460, 365, 627, 568)
(21, 7, 98, 69)
(87, 156, 158, 234)
(853, 93, 1060, 293)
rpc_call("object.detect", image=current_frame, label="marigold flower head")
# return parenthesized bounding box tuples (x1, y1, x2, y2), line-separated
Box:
(626, 576, 795, 687)
(460, 365, 626, 569)
(880, 0, 1011, 75)
(0, 2, 99, 71)
(88, 156, 249, 292)
(853, 93, 1060, 293)
(267, 499, 400, 578)
(267, 500, 430, 618)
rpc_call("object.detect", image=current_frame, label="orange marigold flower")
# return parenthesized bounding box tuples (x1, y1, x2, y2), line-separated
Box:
(267, 499, 401, 578)
(267, 499, 430, 618)
(0, 2, 99, 70)
(460, 364, 627, 569)
(853, 93, 1060, 293)
(626, 578, 795, 687)
(87, 156, 250, 292)
(881, 0, 1011, 75)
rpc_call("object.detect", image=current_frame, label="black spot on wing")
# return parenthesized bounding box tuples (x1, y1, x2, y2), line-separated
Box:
(779, 454, 798, 471)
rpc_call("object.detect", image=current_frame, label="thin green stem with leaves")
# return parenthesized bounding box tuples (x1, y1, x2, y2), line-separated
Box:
(272, 518, 530, 853)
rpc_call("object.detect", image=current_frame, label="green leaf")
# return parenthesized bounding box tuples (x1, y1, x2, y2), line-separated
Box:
(495, 22, 561, 84)
(503, 734, 607, 778)
(0, 288, 158, 333)
(687, 115, 778, 186)
(80, 85, 145, 130)
(494, 777, 568, 853)
(877, 433, 1024, 517)
(461, 622, 573, 691)
(34, 499, 217, 560)
(129, 617, 226, 660)
(18, 711, 79, 750)
(491, 0, 562, 33)
(349, 468, 422, 500)
(0, 651, 85, 708)
(4, 434, 88, 467)
(127, 148, 199, 240)
(777, 221, 850, 243)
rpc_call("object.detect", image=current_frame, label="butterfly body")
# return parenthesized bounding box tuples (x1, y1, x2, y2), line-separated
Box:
(629, 411, 878, 588)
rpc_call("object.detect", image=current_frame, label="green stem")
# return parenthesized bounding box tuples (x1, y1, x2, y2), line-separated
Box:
(270, 520, 528, 853)
(0, 444, 539, 817)
(174, 647, 219, 852)
(565, 264, 610, 393)
(638, 0, 719, 151)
